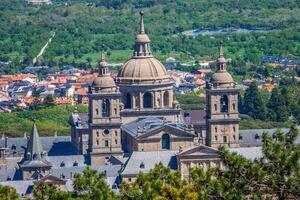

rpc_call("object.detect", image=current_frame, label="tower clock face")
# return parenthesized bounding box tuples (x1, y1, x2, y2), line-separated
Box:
(104, 129, 110, 135)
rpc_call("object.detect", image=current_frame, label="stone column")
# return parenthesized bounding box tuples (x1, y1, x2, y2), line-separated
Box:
(139, 92, 143, 109)
(168, 90, 173, 107)
(132, 93, 136, 109)
(160, 91, 164, 108)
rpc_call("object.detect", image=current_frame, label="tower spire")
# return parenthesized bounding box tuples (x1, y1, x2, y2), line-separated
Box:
(99, 44, 108, 76)
(133, 11, 152, 58)
(217, 41, 227, 71)
(139, 11, 145, 34)
(26, 120, 44, 161)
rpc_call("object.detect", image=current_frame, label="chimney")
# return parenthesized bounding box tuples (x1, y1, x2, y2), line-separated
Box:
(5, 137, 8, 148)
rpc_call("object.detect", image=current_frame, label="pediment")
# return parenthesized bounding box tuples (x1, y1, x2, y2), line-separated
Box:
(138, 124, 195, 139)
(178, 145, 219, 157)
(35, 175, 66, 185)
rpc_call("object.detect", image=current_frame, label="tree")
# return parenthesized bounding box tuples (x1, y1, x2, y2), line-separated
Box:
(267, 88, 289, 122)
(120, 163, 198, 200)
(43, 95, 55, 107)
(33, 182, 72, 200)
(73, 167, 116, 200)
(243, 82, 267, 120)
(191, 124, 300, 200)
(0, 184, 19, 200)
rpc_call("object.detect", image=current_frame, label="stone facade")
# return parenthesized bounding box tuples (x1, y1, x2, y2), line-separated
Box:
(205, 43, 240, 148)
(88, 48, 123, 165)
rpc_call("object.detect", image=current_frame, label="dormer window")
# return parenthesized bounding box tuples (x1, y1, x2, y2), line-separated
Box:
(60, 161, 65, 167)
(140, 162, 145, 169)
(255, 134, 260, 140)
(11, 144, 16, 151)
(73, 161, 78, 167)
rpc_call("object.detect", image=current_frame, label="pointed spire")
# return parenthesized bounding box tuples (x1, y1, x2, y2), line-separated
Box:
(26, 120, 44, 161)
(217, 41, 227, 71)
(133, 11, 152, 58)
(219, 40, 224, 57)
(139, 11, 145, 34)
(99, 44, 109, 76)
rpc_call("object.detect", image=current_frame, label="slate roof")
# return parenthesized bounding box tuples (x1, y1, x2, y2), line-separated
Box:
(182, 110, 206, 125)
(19, 123, 52, 168)
(121, 116, 192, 138)
(0, 180, 34, 196)
(0, 136, 77, 156)
(229, 147, 263, 161)
(122, 151, 178, 175)
(239, 127, 300, 147)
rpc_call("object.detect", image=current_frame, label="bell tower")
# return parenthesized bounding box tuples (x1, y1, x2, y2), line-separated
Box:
(88, 45, 123, 165)
(206, 42, 240, 148)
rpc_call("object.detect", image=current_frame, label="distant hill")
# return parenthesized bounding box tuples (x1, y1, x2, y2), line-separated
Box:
(0, 0, 300, 73)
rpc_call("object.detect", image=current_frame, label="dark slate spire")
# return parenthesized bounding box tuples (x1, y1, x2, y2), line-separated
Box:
(133, 11, 153, 58)
(26, 120, 44, 161)
(217, 41, 227, 72)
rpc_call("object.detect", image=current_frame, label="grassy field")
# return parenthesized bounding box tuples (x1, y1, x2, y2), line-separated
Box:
(0, 105, 87, 137)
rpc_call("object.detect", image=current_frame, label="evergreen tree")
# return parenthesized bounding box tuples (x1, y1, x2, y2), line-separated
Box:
(0, 184, 19, 200)
(243, 82, 267, 120)
(73, 167, 116, 200)
(120, 163, 198, 200)
(267, 88, 289, 122)
(33, 182, 72, 200)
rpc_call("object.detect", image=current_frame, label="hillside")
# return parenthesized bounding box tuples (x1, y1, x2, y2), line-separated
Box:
(0, 0, 299, 73)
(0, 105, 87, 137)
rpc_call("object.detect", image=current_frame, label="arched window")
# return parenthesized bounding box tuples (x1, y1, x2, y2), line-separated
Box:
(125, 93, 132, 109)
(220, 95, 229, 113)
(163, 91, 169, 107)
(102, 99, 110, 117)
(162, 134, 170, 150)
(143, 92, 152, 108)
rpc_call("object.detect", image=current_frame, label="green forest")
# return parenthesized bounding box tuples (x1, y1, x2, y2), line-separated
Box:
(0, 0, 300, 73)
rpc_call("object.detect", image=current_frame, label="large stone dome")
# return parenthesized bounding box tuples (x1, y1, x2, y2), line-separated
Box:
(92, 75, 116, 88)
(117, 57, 169, 80)
(211, 71, 234, 84)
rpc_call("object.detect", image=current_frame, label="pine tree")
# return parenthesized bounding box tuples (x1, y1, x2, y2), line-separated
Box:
(120, 163, 198, 200)
(73, 167, 116, 200)
(267, 88, 289, 122)
(243, 82, 267, 120)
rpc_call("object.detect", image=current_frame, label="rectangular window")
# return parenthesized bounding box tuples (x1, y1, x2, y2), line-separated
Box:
(223, 136, 227, 143)
(105, 140, 109, 147)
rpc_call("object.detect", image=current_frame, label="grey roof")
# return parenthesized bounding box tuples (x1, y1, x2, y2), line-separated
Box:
(229, 147, 263, 161)
(47, 155, 87, 168)
(0, 136, 77, 156)
(121, 116, 193, 138)
(0, 180, 34, 196)
(50, 164, 122, 179)
(122, 151, 178, 175)
(239, 127, 300, 147)
(182, 110, 206, 125)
